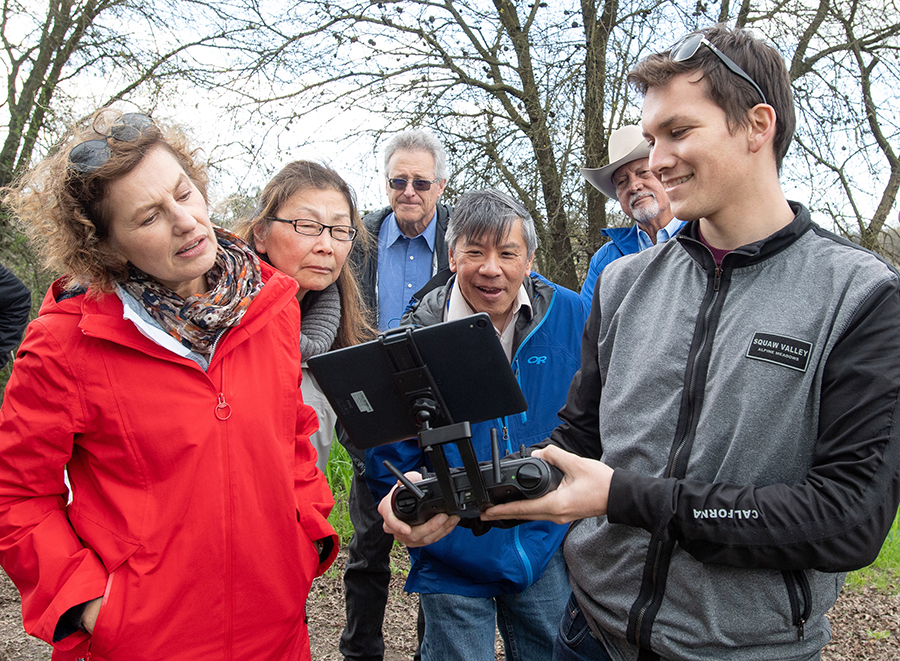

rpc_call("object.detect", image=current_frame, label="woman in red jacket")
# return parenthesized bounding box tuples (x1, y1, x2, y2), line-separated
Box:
(0, 109, 338, 661)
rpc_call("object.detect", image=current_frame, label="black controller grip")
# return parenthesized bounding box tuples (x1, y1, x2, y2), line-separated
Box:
(391, 455, 563, 526)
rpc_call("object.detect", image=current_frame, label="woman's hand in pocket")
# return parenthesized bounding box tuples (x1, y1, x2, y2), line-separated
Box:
(81, 597, 103, 634)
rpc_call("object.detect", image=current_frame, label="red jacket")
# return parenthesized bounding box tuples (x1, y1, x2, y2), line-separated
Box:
(0, 264, 338, 661)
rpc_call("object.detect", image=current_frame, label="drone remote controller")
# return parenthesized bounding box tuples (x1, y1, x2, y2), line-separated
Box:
(387, 436, 563, 526)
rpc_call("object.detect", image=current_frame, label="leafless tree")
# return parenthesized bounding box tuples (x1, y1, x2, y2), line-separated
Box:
(758, 0, 900, 255)
(222, 0, 898, 285)
(3, 0, 898, 290)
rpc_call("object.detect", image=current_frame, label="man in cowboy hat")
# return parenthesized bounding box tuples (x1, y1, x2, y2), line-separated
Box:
(579, 124, 684, 305)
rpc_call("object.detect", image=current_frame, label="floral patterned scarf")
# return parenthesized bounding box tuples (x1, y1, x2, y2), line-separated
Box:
(119, 227, 263, 356)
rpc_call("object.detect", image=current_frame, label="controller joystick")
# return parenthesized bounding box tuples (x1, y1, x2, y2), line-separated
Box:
(387, 430, 563, 525)
(515, 463, 543, 490)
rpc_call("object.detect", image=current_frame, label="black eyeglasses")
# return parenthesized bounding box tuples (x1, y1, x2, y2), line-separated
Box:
(670, 33, 768, 106)
(68, 113, 155, 173)
(267, 217, 358, 241)
(387, 177, 441, 192)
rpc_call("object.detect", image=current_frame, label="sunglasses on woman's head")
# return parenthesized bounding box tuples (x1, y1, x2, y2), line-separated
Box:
(669, 33, 768, 106)
(68, 113, 155, 173)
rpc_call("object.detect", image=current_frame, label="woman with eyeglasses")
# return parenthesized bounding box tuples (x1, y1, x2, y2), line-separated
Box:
(237, 161, 375, 475)
(0, 109, 337, 661)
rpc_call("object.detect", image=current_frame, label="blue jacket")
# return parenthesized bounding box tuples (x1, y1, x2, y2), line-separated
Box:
(579, 222, 687, 306)
(579, 225, 640, 306)
(366, 272, 588, 597)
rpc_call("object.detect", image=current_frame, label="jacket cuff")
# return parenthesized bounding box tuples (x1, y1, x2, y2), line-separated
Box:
(607, 468, 677, 535)
(316, 533, 339, 576)
(53, 601, 89, 642)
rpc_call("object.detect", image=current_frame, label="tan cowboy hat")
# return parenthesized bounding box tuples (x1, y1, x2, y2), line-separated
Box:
(581, 125, 651, 199)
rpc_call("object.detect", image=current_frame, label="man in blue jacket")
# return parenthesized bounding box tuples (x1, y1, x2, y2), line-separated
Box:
(580, 124, 684, 306)
(372, 189, 588, 661)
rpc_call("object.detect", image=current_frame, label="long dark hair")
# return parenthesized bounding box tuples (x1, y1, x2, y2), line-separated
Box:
(237, 161, 376, 349)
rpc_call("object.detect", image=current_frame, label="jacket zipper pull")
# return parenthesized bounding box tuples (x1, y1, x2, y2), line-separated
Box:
(215, 393, 232, 420)
(714, 267, 722, 291)
(797, 617, 805, 640)
(214, 357, 231, 420)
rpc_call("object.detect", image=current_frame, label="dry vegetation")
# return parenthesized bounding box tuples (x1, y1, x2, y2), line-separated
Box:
(0, 549, 897, 661)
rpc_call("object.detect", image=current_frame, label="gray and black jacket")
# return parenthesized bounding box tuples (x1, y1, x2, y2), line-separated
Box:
(547, 203, 900, 661)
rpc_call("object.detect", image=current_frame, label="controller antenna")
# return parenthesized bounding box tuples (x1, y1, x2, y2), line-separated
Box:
(491, 428, 502, 483)
(383, 460, 426, 501)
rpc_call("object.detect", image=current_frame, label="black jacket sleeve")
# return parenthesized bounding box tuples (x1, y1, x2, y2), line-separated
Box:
(0, 263, 31, 369)
(607, 279, 900, 572)
(542, 278, 605, 460)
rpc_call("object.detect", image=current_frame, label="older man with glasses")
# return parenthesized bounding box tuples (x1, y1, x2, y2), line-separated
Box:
(358, 129, 452, 332)
(340, 128, 452, 661)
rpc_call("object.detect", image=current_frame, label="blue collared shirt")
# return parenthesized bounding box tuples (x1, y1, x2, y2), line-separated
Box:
(377, 211, 439, 330)
(636, 216, 687, 252)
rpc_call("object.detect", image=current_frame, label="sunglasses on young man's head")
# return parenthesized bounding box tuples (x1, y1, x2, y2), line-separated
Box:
(669, 33, 768, 106)
(68, 113, 156, 173)
(387, 177, 440, 192)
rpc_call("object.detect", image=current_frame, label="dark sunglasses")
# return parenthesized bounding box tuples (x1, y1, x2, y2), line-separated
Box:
(670, 33, 768, 106)
(267, 217, 358, 242)
(68, 113, 155, 173)
(387, 177, 440, 192)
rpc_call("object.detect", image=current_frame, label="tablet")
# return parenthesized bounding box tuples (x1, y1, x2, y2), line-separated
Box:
(307, 313, 528, 449)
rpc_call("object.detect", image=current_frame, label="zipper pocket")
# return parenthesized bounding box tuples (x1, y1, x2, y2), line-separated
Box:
(782, 570, 812, 639)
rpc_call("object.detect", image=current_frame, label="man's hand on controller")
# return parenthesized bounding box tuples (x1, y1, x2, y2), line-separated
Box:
(481, 445, 613, 524)
(378, 471, 460, 547)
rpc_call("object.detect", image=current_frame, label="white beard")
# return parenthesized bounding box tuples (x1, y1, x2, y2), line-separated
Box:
(631, 192, 660, 224)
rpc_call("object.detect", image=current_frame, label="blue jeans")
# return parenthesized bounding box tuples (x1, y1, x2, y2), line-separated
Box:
(419, 547, 569, 661)
(552, 593, 614, 661)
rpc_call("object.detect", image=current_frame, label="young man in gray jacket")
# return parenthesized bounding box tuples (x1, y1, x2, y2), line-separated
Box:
(481, 24, 900, 661)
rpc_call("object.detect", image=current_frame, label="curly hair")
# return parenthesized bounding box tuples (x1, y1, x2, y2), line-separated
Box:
(234, 160, 376, 349)
(2, 108, 209, 293)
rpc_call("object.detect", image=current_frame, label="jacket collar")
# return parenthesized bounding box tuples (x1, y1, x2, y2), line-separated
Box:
(404, 271, 557, 357)
(41, 262, 299, 366)
(677, 201, 812, 271)
(600, 224, 640, 256)
(355, 202, 453, 312)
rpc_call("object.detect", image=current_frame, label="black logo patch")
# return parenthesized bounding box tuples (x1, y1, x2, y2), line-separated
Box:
(746, 332, 813, 372)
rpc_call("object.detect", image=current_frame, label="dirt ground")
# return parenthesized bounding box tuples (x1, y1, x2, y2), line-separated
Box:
(1, 549, 898, 660)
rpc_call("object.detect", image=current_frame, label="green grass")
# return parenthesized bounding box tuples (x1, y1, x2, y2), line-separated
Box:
(321, 439, 355, 580)
(325, 438, 355, 545)
(844, 509, 900, 595)
(323, 440, 409, 579)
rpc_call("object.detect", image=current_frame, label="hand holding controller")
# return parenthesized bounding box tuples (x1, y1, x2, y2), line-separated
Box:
(387, 436, 563, 526)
